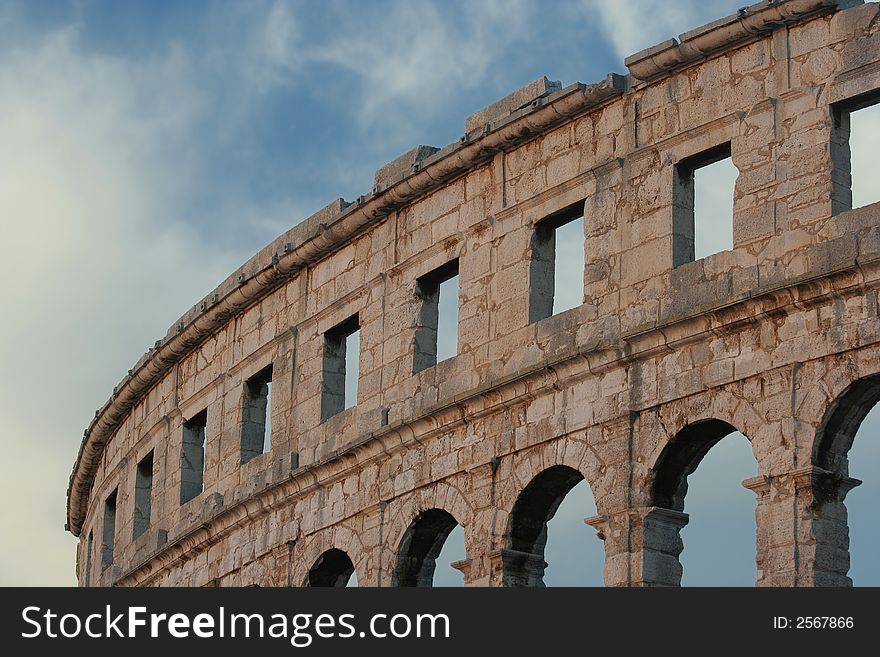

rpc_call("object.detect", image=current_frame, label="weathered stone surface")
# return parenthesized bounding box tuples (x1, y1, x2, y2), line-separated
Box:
(465, 76, 562, 133)
(374, 145, 440, 189)
(71, 0, 880, 589)
(625, 0, 858, 81)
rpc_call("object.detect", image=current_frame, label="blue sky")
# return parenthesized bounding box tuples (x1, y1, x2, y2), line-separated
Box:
(1, 0, 878, 587)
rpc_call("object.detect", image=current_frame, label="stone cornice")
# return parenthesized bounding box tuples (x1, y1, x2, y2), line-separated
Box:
(625, 0, 856, 82)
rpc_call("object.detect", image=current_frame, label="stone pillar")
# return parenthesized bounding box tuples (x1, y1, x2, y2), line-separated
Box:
(742, 475, 771, 587)
(589, 413, 640, 587)
(747, 467, 860, 586)
(465, 470, 501, 587)
(584, 513, 619, 587)
(793, 466, 861, 587)
(487, 549, 504, 587)
(590, 506, 690, 587)
(451, 558, 477, 586)
(633, 507, 690, 587)
(490, 548, 547, 587)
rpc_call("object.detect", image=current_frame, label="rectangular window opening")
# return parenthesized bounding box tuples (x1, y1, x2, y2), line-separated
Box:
(832, 92, 880, 213)
(133, 451, 154, 540)
(673, 142, 735, 266)
(101, 489, 117, 570)
(529, 204, 585, 323)
(321, 315, 360, 421)
(241, 364, 273, 464)
(413, 259, 460, 373)
(180, 409, 207, 505)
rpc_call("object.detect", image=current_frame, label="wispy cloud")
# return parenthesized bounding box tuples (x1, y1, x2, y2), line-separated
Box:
(579, 0, 742, 60)
(202, 0, 303, 97)
(309, 0, 533, 130)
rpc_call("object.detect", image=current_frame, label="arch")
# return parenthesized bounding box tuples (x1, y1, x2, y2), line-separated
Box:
(495, 437, 605, 529)
(382, 479, 475, 585)
(814, 374, 880, 477)
(650, 418, 739, 511)
(807, 374, 877, 585)
(643, 418, 756, 586)
(393, 508, 460, 587)
(306, 548, 356, 587)
(503, 465, 586, 586)
(295, 522, 366, 587)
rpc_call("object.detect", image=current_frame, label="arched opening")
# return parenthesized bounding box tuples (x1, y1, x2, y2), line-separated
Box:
(544, 480, 602, 585)
(306, 548, 355, 587)
(814, 375, 879, 585)
(432, 525, 466, 586)
(504, 465, 602, 586)
(648, 419, 756, 586)
(677, 431, 756, 585)
(815, 375, 880, 475)
(393, 508, 463, 587)
(846, 403, 879, 585)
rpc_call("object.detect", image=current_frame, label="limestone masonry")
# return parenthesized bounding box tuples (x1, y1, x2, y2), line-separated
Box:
(69, 0, 880, 586)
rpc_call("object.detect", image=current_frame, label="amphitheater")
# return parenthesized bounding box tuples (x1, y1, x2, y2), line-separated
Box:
(68, 0, 880, 587)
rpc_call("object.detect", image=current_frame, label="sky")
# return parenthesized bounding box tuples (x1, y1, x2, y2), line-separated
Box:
(0, 0, 878, 588)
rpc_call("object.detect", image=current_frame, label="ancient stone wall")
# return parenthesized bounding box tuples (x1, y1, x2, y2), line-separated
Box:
(68, 0, 880, 587)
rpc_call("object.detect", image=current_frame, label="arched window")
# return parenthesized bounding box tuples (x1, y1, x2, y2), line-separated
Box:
(306, 548, 356, 587)
(845, 403, 879, 585)
(504, 465, 602, 586)
(393, 509, 463, 587)
(648, 419, 756, 586)
(814, 375, 880, 585)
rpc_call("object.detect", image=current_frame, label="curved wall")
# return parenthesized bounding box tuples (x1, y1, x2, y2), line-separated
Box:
(70, 0, 880, 587)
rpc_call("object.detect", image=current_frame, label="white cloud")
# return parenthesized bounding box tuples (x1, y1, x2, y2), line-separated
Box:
(212, 0, 303, 95)
(260, 1, 302, 79)
(0, 23, 243, 585)
(579, 0, 743, 60)
(312, 0, 531, 126)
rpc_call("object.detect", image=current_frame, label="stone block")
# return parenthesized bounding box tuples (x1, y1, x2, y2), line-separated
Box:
(465, 76, 562, 134)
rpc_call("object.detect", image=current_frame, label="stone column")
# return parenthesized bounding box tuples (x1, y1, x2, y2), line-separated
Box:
(450, 558, 477, 586)
(632, 507, 690, 586)
(742, 475, 771, 587)
(489, 548, 547, 587)
(746, 467, 860, 586)
(588, 413, 641, 587)
(793, 466, 861, 587)
(584, 513, 621, 587)
(588, 506, 689, 587)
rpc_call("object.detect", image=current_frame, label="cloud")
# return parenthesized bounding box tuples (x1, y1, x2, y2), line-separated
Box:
(309, 0, 533, 130)
(579, 0, 743, 60)
(198, 0, 541, 205)
(202, 0, 303, 101)
(0, 20, 243, 585)
(256, 1, 302, 86)
(0, 0, 356, 585)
